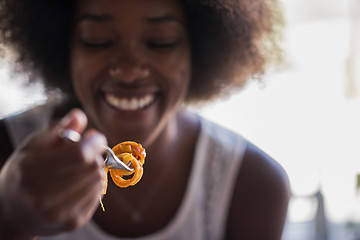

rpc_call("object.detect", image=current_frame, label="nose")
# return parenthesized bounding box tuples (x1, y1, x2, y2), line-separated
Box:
(109, 49, 149, 83)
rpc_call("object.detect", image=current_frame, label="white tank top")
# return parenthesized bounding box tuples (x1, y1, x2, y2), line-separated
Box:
(4, 105, 247, 240)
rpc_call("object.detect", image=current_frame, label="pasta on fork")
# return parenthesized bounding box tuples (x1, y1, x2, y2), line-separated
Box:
(101, 141, 146, 210)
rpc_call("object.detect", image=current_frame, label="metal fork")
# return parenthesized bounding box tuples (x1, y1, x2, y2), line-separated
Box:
(58, 128, 133, 171)
(103, 146, 133, 171)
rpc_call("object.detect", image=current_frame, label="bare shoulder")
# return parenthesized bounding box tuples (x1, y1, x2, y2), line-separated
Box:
(226, 142, 291, 240)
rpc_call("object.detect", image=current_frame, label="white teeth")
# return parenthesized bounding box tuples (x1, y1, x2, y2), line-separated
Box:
(105, 93, 155, 111)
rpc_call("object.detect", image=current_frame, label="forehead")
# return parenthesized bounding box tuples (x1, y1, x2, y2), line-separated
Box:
(74, 0, 185, 22)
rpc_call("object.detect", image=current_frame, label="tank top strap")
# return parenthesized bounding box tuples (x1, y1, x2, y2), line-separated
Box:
(198, 117, 248, 240)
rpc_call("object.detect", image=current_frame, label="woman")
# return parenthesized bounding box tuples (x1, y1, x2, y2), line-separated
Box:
(0, 0, 290, 239)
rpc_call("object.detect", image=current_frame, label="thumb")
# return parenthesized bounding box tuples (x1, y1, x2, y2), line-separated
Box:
(58, 109, 88, 134)
(56, 109, 88, 143)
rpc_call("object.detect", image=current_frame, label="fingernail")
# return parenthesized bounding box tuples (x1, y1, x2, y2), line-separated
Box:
(60, 112, 73, 127)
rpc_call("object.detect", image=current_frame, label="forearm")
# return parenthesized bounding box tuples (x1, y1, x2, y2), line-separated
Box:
(0, 165, 37, 240)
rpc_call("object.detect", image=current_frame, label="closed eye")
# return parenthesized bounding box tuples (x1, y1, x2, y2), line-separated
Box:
(81, 41, 112, 48)
(147, 41, 179, 50)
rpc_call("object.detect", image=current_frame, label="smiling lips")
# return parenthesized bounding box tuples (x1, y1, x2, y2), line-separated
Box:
(105, 93, 155, 111)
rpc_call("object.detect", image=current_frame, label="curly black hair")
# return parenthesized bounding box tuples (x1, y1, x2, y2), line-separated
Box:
(0, 0, 283, 105)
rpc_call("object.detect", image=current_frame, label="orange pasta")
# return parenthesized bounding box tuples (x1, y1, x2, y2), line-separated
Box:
(102, 142, 145, 191)
(109, 141, 145, 187)
(101, 141, 145, 211)
(112, 141, 146, 165)
(109, 153, 142, 187)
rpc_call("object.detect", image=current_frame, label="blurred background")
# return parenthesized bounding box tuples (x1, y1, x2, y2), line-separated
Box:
(197, 0, 360, 239)
(0, 0, 360, 239)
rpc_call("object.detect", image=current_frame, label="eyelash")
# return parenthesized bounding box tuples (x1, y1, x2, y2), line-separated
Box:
(80, 40, 179, 50)
(81, 41, 112, 48)
(147, 41, 179, 50)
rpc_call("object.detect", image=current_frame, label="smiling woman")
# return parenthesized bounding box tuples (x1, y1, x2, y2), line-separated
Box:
(0, 0, 289, 240)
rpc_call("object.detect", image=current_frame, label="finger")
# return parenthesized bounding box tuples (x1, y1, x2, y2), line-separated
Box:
(21, 156, 105, 197)
(51, 185, 103, 233)
(17, 141, 85, 179)
(59, 108, 88, 134)
(31, 158, 104, 211)
(42, 168, 105, 230)
(61, 177, 104, 231)
(80, 129, 108, 165)
(54, 108, 88, 145)
(35, 176, 103, 235)
(21, 109, 88, 150)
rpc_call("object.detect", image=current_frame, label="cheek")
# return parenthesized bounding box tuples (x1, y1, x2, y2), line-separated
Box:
(165, 52, 191, 94)
(70, 50, 86, 91)
(175, 58, 191, 100)
(70, 50, 103, 98)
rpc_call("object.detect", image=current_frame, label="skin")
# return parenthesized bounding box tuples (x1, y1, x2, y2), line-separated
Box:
(70, 0, 191, 148)
(0, 0, 290, 239)
(226, 143, 290, 239)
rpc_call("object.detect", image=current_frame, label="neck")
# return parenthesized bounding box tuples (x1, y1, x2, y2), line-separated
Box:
(145, 113, 179, 168)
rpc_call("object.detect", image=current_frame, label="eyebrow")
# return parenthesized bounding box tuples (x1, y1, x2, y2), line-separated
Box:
(146, 15, 184, 25)
(75, 13, 184, 26)
(76, 14, 112, 24)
